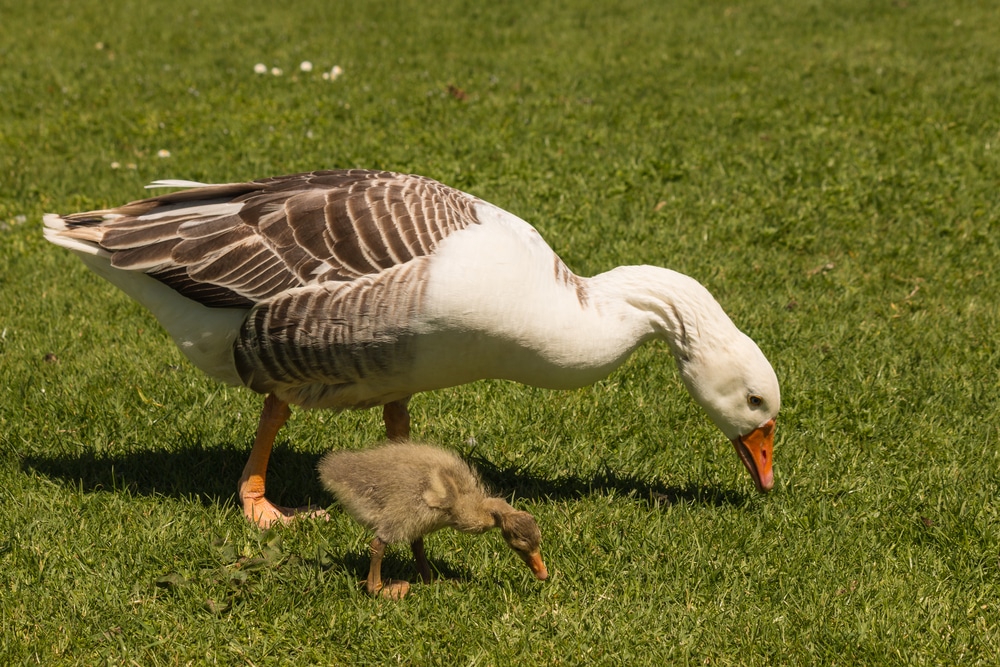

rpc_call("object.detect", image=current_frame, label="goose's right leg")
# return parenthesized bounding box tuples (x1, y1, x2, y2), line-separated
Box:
(382, 398, 411, 441)
(238, 393, 327, 528)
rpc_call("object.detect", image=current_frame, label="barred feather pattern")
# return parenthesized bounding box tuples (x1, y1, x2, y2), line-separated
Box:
(233, 257, 432, 409)
(61, 170, 483, 309)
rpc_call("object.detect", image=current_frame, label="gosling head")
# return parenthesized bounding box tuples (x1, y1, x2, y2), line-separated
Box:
(497, 510, 548, 580)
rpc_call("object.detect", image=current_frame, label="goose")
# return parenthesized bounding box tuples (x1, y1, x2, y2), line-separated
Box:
(319, 440, 547, 598)
(42, 169, 780, 528)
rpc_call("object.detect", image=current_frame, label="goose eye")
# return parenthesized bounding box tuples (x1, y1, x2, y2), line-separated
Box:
(747, 394, 763, 408)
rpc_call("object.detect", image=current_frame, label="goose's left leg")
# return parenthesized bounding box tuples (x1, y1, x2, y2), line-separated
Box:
(383, 397, 411, 441)
(238, 393, 327, 528)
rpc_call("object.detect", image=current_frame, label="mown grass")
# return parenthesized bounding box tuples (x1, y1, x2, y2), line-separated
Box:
(2, 0, 999, 664)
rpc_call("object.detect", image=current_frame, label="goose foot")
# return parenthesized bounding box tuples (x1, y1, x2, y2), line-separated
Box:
(238, 394, 329, 529)
(241, 491, 329, 529)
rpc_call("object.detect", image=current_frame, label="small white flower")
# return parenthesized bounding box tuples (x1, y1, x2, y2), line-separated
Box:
(271, 67, 283, 76)
(329, 65, 343, 81)
(111, 161, 121, 169)
(299, 60, 313, 72)
(157, 149, 171, 158)
(254, 63, 267, 74)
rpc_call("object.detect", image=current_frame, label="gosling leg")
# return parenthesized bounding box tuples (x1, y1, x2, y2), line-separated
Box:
(411, 537, 433, 584)
(367, 537, 410, 600)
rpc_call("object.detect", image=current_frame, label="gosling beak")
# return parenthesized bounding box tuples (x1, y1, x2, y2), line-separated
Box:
(731, 418, 775, 493)
(520, 550, 549, 581)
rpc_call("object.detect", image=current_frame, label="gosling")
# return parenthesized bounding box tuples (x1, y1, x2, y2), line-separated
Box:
(318, 441, 548, 599)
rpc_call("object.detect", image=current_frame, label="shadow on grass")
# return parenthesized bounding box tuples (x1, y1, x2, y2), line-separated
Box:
(468, 454, 752, 509)
(337, 544, 473, 587)
(21, 442, 750, 512)
(20, 441, 326, 510)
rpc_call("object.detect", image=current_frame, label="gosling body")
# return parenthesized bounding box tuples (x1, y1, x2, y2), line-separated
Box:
(319, 441, 547, 598)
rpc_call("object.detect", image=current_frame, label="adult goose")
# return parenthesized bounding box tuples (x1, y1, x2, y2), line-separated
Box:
(43, 169, 780, 527)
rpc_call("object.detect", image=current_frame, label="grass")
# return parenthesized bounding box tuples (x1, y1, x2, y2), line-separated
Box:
(2, 0, 999, 663)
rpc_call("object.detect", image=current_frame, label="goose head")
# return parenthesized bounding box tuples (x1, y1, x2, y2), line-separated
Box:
(627, 267, 781, 493)
(677, 330, 780, 493)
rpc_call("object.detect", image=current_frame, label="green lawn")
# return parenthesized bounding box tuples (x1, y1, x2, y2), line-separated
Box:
(2, 0, 999, 664)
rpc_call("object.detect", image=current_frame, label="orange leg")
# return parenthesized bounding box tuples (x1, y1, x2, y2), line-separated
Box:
(238, 394, 327, 528)
(382, 398, 411, 441)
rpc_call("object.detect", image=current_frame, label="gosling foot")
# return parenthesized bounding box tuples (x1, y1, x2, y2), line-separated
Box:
(371, 579, 412, 600)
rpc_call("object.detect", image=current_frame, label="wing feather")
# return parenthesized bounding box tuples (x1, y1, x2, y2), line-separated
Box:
(50, 170, 483, 309)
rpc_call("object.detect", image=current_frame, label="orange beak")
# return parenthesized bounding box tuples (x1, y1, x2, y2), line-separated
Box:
(731, 418, 775, 493)
(520, 550, 549, 581)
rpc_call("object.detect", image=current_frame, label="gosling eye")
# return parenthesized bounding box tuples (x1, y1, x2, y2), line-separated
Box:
(747, 394, 763, 408)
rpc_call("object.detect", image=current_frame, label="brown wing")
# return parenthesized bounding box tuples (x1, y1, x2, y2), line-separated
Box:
(59, 170, 482, 308)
